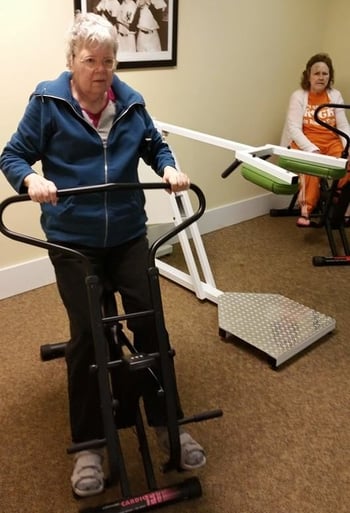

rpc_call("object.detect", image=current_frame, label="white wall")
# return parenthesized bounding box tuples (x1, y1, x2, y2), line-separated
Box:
(322, 0, 350, 102)
(0, 0, 73, 267)
(1, 0, 349, 296)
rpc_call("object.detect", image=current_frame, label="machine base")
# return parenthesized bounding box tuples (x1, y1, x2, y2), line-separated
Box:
(218, 292, 335, 367)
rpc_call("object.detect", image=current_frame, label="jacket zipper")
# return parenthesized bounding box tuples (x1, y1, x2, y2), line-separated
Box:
(39, 93, 140, 246)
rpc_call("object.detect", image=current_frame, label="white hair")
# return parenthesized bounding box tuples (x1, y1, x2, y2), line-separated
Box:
(66, 12, 118, 66)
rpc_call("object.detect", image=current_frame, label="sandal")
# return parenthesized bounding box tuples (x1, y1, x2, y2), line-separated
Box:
(296, 216, 311, 227)
(155, 428, 206, 470)
(71, 450, 104, 498)
(179, 431, 206, 470)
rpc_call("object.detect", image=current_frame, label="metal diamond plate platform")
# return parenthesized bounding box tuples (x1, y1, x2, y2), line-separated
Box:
(218, 292, 335, 367)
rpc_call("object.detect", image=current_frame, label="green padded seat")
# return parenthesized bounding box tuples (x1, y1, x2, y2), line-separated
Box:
(241, 164, 299, 195)
(278, 156, 346, 180)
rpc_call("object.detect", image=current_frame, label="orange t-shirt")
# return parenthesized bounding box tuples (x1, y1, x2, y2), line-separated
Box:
(291, 90, 343, 157)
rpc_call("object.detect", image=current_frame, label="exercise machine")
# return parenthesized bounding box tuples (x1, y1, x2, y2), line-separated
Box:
(224, 148, 349, 263)
(237, 103, 350, 266)
(0, 182, 223, 513)
(152, 121, 336, 367)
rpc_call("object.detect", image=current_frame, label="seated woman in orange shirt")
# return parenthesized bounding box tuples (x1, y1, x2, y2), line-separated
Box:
(281, 53, 350, 227)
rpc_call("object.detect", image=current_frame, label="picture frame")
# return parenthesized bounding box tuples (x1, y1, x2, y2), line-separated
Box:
(74, 0, 178, 70)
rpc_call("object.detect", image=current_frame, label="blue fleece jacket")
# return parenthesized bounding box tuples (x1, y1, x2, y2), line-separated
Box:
(0, 71, 176, 247)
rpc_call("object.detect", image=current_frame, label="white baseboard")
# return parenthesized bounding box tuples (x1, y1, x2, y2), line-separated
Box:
(198, 191, 290, 234)
(0, 256, 56, 300)
(0, 192, 292, 300)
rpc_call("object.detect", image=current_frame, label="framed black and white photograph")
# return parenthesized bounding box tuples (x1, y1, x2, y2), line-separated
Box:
(74, 0, 178, 69)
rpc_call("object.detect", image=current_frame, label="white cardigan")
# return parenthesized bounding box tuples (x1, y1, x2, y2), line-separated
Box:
(280, 88, 350, 152)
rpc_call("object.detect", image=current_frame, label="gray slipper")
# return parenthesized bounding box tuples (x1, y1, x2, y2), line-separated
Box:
(71, 450, 104, 497)
(156, 428, 206, 470)
(179, 431, 206, 470)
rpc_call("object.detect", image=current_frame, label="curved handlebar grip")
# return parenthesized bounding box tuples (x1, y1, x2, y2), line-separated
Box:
(0, 182, 206, 269)
(221, 159, 242, 178)
(314, 103, 350, 158)
(148, 183, 205, 263)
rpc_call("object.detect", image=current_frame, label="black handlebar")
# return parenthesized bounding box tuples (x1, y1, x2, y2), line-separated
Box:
(314, 103, 350, 158)
(0, 182, 206, 271)
(221, 159, 242, 179)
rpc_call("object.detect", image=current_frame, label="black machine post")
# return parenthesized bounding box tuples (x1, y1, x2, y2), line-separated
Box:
(311, 103, 350, 265)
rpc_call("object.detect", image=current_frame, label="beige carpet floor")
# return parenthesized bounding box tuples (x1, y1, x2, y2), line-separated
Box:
(1, 213, 349, 513)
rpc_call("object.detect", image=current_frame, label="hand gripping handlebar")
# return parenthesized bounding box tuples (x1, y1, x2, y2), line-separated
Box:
(0, 181, 206, 271)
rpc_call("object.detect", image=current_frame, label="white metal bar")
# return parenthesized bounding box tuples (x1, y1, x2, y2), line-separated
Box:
(235, 150, 298, 184)
(154, 119, 252, 153)
(241, 144, 347, 169)
(155, 259, 223, 304)
(170, 144, 217, 289)
(148, 122, 223, 302)
(165, 135, 219, 299)
(176, 191, 216, 287)
(167, 191, 208, 299)
(271, 145, 347, 168)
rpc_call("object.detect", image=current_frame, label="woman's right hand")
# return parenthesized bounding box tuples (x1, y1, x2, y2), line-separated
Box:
(23, 173, 58, 205)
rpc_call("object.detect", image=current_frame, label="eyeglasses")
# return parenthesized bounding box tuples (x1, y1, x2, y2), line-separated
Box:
(78, 56, 116, 70)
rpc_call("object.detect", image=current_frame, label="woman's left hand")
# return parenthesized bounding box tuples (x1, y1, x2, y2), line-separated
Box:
(162, 166, 190, 193)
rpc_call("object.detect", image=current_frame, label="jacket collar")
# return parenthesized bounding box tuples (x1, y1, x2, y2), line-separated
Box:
(32, 71, 145, 110)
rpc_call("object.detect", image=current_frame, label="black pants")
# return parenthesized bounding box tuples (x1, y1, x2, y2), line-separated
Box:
(49, 235, 183, 443)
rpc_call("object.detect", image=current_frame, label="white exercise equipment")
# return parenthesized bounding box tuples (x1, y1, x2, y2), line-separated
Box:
(147, 121, 336, 366)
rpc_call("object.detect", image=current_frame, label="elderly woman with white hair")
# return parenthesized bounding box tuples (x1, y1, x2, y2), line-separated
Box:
(0, 12, 205, 498)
